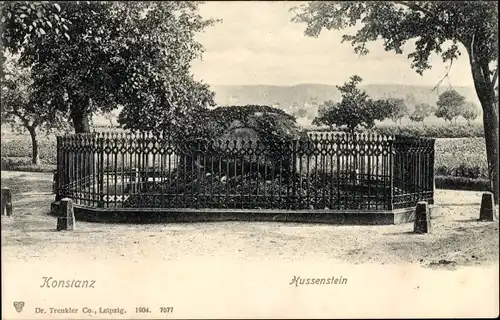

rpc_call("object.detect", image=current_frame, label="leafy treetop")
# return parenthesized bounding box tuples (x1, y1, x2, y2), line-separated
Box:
(435, 89, 466, 122)
(2, 1, 219, 134)
(1, 1, 73, 52)
(409, 103, 434, 123)
(313, 75, 394, 133)
(291, 1, 498, 78)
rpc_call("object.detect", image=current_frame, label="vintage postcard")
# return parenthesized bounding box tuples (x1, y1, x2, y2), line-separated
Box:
(1, 1, 499, 319)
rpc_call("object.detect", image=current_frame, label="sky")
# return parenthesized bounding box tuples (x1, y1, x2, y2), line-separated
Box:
(190, 1, 476, 87)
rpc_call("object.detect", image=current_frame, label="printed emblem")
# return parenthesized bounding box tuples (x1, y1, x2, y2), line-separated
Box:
(13, 301, 25, 313)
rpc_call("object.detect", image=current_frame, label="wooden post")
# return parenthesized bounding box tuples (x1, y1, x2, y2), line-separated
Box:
(1, 187, 12, 216)
(414, 201, 430, 234)
(56, 198, 75, 231)
(479, 192, 496, 221)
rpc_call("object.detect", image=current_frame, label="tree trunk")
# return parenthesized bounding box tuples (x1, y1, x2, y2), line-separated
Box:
(70, 105, 92, 186)
(27, 126, 39, 165)
(467, 55, 499, 203)
(71, 108, 91, 134)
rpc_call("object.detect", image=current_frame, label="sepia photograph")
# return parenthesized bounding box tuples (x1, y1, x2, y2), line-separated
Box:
(1, 1, 499, 318)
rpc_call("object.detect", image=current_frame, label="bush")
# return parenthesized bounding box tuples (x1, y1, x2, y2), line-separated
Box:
(1, 134, 57, 163)
(374, 123, 484, 138)
(434, 138, 488, 179)
(435, 175, 491, 191)
(310, 123, 485, 138)
(1, 157, 56, 172)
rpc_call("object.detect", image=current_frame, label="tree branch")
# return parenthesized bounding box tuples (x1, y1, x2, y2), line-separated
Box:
(10, 103, 29, 125)
(432, 58, 454, 94)
(392, 1, 434, 16)
(492, 66, 498, 87)
(470, 33, 475, 64)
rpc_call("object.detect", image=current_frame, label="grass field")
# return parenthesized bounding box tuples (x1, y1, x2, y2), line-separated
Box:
(435, 137, 488, 178)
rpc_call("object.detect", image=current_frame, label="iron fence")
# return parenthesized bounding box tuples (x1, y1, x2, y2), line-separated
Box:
(55, 132, 435, 211)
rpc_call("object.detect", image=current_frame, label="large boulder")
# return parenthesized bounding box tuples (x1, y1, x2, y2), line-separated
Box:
(213, 109, 309, 179)
(220, 111, 308, 146)
(177, 106, 309, 181)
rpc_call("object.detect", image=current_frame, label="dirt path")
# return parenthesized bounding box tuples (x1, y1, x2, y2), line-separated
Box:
(1, 171, 498, 268)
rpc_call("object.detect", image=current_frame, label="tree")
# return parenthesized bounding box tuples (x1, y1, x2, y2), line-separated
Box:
(2, 2, 218, 135)
(1, 54, 68, 164)
(409, 103, 434, 125)
(386, 98, 409, 124)
(317, 104, 328, 118)
(293, 108, 308, 118)
(102, 111, 116, 128)
(405, 93, 418, 109)
(312, 75, 392, 133)
(291, 1, 498, 200)
(461, 101, 480, 126)
(313, 100, 340, 130)
(435, 89, 466, 124)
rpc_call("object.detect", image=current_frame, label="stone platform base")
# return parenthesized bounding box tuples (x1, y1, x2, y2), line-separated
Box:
(50, 201, 425, 225)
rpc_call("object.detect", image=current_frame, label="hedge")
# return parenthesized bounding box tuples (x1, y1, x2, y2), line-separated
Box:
(310, 123, 485, 138)
(1, 135, 57, 164)
(435, 175, 491, 192)
(374, 123, 485, 138)
(1, 157, 56, 173)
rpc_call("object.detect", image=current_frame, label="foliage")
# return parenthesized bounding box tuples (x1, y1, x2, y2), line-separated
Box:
(1, 1, 72, 52)
(291, 2, 497, 76)
(435, 176, 490, 192)
(435, 137, 488, 179)
(293, 108, 308, 118)
(374, 123, 485, 138)
(461, 101, 479, 125)
(208, 105, 296, 138)
(435, 90, 466, 123)
(435, 163, 483, 179)
(1, 54, 69, 163)
(1, 134, 58, 163)
(386, 98, 409, 123)
(409, 103, 434, 123)
(1, 55, 69, 132)
(3, 2, 219, 134)
(123, 169, 386, 210)
(1, 157, 55, 173)
(313, 75, 393, 132)
(291, 0, 499, 201)
(205, 105, 303, 180)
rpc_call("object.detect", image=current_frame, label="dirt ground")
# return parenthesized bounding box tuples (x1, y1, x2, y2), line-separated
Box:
(1, 170, 498, 268)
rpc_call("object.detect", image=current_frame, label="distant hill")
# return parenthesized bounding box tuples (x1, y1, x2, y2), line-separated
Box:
(213, 83, 479, 107)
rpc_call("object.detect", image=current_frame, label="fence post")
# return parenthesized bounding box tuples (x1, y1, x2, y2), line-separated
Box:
(55, 137, 61, 201)
(479, 192, 496, 221)
(56, 198, 75, 231)
(292, 139, 297, 209)
(428, 139, 435, 205)
(414, 201, 430, 233)
(1, 187, 12, 216)
(388, 137, 394, 210)
(98, 135, 105, 208)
